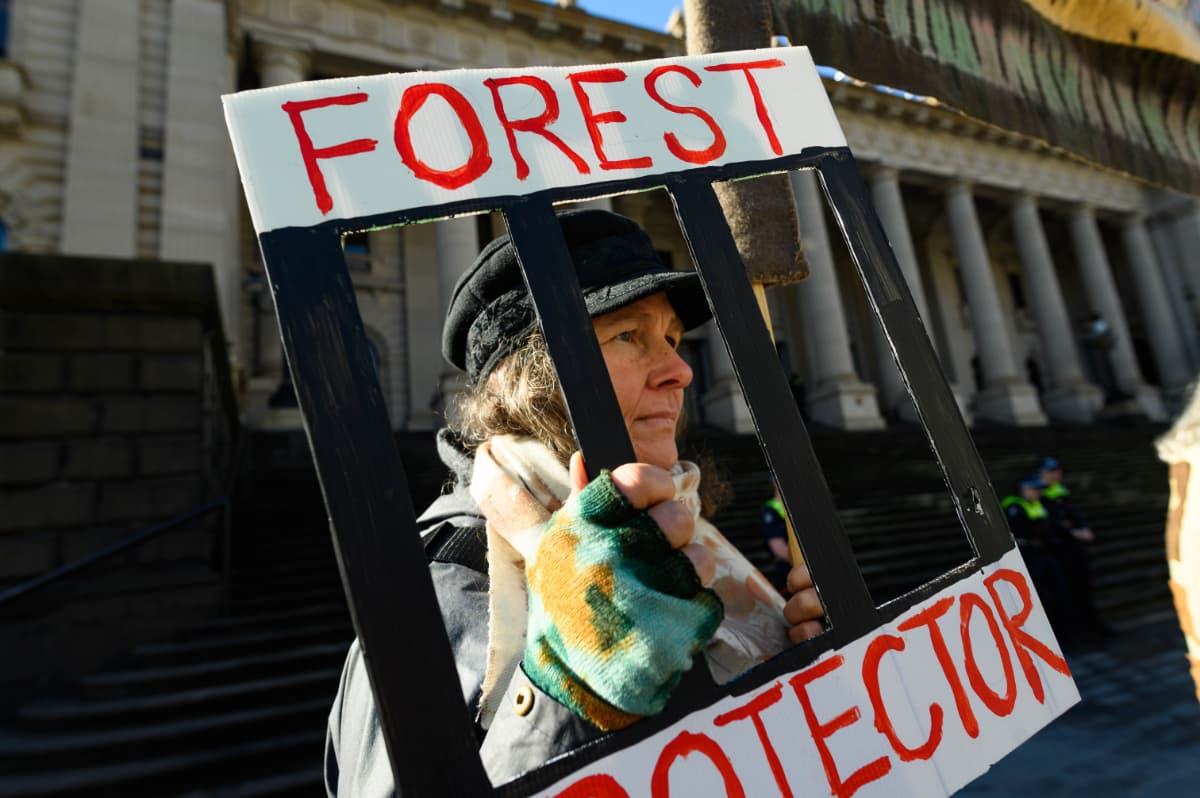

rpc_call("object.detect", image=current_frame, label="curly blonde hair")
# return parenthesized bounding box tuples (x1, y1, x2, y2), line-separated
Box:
(451, 331, 729, 516)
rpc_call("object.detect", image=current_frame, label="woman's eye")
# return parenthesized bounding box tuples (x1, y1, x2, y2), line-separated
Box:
(615, 330, 636, 343)
(666, 335, 679, 349)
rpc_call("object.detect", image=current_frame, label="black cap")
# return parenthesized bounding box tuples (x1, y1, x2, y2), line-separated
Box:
(443, 209, 711, 384)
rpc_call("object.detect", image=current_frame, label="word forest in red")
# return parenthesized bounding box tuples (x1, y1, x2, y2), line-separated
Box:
(223, 47, 845, 234)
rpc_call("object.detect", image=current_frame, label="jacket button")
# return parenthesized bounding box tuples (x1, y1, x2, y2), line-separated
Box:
(514, 684, 535, 716)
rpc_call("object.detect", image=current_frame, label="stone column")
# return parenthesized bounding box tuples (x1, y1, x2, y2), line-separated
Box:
(246, 39, 311, 428)
(699, 320, 756, 433)
(1121, 216, 1194, 395)
(1169, 203, 1200, 332)
(160, 0, 239, 364)
(1068, 205, 1165, 420)
(60, 0, 140, 257)
(1148, 219, 1200, 370)
(868, 166, 969, 423)
(256, 38, 310, 89)
(788, 170, 884, 430)
(405, 223, 442, 430)
(944, 181, 1045, 425)
(577, 197, 614, 212)
(1010, 194, 1103, 421)
(435, 216, 481, 419)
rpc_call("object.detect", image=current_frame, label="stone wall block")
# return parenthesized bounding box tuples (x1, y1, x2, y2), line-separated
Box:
(64, 438, 134, 480)
(0, 484, 97, 532)
(97, 478, 202, 523)
(102, 316, 204, 351)
(100, 396, 201, 433)
(68, 353, 138, 392)
(140, 354, 203, 391)
(138, 524, 216, 564)
(0, 442, 62, 485)
(0, 313, 104, 351)
(0, 397, 98, 438)
(59, 526, 139, 563)
(0, 530, 58, 580)
(0, 354, 66, 393)
(137, 434, 201, 476)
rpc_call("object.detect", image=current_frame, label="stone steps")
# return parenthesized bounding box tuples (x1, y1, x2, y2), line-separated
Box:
(0, 423, 1174, 796)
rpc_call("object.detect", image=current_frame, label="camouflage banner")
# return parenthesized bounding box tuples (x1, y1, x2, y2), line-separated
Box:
(776, 0, 1200, 195)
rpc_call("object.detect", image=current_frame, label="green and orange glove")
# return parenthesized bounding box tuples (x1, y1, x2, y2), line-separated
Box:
(523, 469, 724, 731)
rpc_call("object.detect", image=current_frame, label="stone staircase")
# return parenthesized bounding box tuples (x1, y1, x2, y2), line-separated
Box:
(0, 422, 1172, 796)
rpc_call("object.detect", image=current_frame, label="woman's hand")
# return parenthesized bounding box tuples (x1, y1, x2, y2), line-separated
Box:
(576, 454, 716, 585)
(521, 453, 724, 731)
(783, 563, 825, 644)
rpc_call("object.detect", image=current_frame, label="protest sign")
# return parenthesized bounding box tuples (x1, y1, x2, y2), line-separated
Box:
(223, 46, 1078, 797)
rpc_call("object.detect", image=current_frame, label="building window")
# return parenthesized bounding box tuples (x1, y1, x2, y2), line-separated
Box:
(0, 0, 9, 59)
(0, 219, 7, 251)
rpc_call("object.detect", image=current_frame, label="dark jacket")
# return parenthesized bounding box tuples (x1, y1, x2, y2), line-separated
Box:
(323, 431, 598, 796)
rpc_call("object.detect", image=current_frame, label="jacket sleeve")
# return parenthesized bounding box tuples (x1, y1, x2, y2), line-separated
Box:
(479, 665, 602, 784)
(324, 521, 604, 794)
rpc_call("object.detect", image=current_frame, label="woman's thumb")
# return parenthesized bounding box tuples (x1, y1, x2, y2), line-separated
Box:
(568, 451, 589, 495)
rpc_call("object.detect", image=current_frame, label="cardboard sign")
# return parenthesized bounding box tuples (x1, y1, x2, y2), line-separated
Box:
(535, 550, 1076, 798)
(223, 46, 1079, 797)
(223, 47, 843, 232)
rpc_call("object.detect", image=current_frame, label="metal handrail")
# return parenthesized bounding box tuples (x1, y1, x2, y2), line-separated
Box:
(0, 498, 230, 608)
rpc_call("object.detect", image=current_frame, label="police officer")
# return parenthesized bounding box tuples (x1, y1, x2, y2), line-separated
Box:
(1003, 478, 1072, 642)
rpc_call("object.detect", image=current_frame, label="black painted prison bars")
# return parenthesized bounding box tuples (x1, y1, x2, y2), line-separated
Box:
(254, 145, 1016, 797)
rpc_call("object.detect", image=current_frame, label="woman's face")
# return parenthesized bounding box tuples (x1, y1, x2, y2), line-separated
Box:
(593, 292, 693, 469)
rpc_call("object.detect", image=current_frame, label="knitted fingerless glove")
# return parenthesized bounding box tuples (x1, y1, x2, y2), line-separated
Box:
(523, 470, 724, 731)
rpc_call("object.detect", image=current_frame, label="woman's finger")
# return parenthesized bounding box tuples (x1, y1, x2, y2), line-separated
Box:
(647, 498, 694, 549)
(783, 586, 824, 626)
(567, 451, 590, 495)
(609, 462, 676, 509)
(786, 562, 814, 594)
(788, 620, 825, 645)
(680, 542, 716, 587)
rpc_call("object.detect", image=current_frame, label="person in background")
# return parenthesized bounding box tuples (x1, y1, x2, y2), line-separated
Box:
(1038, 457, 1093, 543)
(1003, 478, 1072, 642)
(760, 479, 793, 592)
(1037, 457, 1109, 645)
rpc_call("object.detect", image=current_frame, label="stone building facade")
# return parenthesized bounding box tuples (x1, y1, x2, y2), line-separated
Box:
(2, 0, 1199, 433)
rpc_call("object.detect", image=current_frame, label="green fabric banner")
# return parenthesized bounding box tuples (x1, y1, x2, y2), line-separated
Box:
(775, 0, 1200, 195)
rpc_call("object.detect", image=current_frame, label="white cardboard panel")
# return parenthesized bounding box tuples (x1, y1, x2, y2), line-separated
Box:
(222, 47, 844, 234)
(531, 549, 1079, 798)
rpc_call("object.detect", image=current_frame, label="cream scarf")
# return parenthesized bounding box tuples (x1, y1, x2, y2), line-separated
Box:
(469, 435, 789, 728)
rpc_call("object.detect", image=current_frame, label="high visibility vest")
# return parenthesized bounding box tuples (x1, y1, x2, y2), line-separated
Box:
(765, 497, 787, 521)
(1001, 495, 1048, 520)
(1043, 482, 1070, 500)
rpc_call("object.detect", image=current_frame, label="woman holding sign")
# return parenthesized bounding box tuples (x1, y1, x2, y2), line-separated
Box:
(325, 210, 824, 792)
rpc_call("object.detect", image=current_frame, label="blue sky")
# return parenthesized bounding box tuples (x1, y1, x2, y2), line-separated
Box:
(555, 1, 684, 33)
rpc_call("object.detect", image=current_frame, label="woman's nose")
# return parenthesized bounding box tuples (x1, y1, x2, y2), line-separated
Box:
(652, 347, 693, 389)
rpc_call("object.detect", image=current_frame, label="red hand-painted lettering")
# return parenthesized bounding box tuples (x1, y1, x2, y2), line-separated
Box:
(650, 731, 745, 798)
(960, 591, 1018, 716)
(714, 682, 793, 798)
(862, 633, 943, 761)
(898, 596, 980, 738)
(553, 773, 631, 798)
(984, 569, 1071, 704)
(484, 75, 590, 180)
(565, 68, 654, 171)
(644, 65, 727, 165)
(703, 59, 786, 155)
(788, 655, 891, 798)
(393, 83, 492, 189)
(281, 93, 379, 215)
